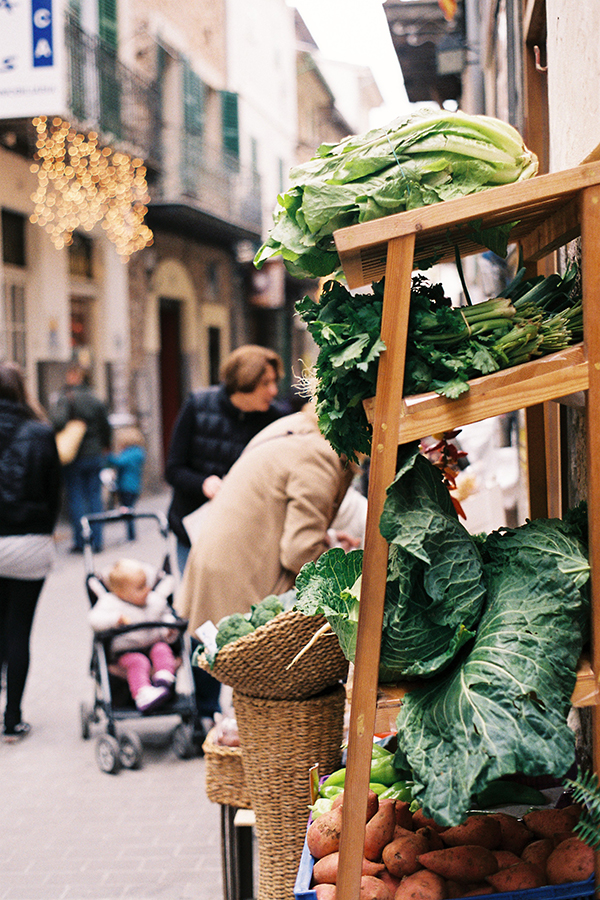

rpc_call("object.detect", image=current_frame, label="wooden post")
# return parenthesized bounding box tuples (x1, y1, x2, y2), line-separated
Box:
(336, 234, 415, 900)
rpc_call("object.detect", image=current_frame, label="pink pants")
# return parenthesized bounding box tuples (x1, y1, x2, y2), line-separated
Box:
(118, 642, 176, 699)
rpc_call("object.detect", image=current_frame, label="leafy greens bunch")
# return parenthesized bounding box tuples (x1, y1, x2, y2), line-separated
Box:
(294, 447, 590, 826)
(255, 109, 538, 280)
(295, 444, 487, 682)
(297, 264, 582, 460)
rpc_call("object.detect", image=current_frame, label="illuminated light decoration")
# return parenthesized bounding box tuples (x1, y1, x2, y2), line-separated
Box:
(438, 0, 457, 21)
(29, 116, 153, 258)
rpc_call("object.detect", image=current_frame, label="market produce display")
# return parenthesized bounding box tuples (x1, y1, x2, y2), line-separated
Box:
(304, 785, 594, 899)
(294, 445, 591, 826)
(199, 594, 288, 666)
(254, 110, 538, 280)
(296, 263, 582, 461)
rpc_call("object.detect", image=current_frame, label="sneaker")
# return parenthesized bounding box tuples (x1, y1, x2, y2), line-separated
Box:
(152, 669, 176, 689)
(134, 685, 170, 713)
(3, 722, 31, 744)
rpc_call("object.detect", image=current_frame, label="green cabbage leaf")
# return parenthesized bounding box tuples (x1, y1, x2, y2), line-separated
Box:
(394, 512, 590, 826)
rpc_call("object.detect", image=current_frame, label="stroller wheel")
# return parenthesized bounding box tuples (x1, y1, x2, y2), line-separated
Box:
(172, 722, 196, 759)
(95, 734, 122, 774)
(118, 731, 143, 769)
(80, 702, 93, 740)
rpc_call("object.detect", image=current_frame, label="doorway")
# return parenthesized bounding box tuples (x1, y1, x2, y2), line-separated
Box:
(159, 299, 183, 465)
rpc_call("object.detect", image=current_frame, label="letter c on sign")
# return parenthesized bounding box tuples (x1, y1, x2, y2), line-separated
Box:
(33, 7, 51, 27)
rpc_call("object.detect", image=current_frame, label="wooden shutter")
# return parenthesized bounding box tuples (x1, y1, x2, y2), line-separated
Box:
(221, 90, 239, 160)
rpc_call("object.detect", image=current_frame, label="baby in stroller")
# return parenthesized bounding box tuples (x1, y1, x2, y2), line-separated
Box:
(88, 558, 179, 713)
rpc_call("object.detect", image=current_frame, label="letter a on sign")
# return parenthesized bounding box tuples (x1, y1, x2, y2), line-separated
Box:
(32, 0, 53, 67)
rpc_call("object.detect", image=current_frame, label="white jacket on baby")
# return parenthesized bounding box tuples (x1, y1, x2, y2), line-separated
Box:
(89, 574, 177, 654)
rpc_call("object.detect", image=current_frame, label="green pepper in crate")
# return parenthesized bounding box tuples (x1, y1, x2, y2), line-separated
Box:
(319, 784, 345, 800)
(370, 755, 403, 787)
(321, 766, 346, 789)
(379, 780, 415, 802)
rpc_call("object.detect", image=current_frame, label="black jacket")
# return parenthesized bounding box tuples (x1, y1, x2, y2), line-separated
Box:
(50, 384, 111, 459)
(0, 398, 62, 536)
(165, 385, 283, 544)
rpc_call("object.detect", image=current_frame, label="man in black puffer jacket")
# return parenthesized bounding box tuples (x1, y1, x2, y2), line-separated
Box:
(165, 345, 285, 571)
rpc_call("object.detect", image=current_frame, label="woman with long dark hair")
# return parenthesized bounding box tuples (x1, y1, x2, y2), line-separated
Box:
(0, 362, 61, 741)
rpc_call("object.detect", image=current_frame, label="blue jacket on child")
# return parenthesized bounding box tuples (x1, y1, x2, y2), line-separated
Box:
(107, 445, 146, 495)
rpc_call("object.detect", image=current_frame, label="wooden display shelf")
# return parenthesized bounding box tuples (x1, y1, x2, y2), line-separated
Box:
(334, 160, 600, 291)
(331, 160, 600, 900)
(362, 343, 588, 444)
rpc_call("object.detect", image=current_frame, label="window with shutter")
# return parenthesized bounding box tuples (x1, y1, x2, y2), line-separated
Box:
(221, 90, 239, 168)
(181, 59, 206, 194)
(98, 0, 120, 136)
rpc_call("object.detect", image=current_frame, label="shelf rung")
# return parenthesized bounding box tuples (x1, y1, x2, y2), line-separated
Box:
(363, 343, 588, 444)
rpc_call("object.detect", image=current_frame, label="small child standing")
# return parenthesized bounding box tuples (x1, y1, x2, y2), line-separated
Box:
(89, 558, 179, 713)
(107, 426, 146, 541)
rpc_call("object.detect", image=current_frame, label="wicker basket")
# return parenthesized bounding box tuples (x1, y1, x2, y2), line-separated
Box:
(233, 684, 346, 900)
(202, 727, 251, 809)
(197, 610, 349, 701)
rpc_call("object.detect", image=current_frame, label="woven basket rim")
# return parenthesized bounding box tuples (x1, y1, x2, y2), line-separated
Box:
(197, 609, 348, 700)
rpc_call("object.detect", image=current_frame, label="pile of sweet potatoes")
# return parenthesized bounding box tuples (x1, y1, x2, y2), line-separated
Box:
(306, 790, 594, 900)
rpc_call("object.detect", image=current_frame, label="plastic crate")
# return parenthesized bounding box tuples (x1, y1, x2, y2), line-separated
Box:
(293, 832, 595, 900)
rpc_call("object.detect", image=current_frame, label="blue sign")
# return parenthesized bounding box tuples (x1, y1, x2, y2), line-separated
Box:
(31, 0, 53, 67)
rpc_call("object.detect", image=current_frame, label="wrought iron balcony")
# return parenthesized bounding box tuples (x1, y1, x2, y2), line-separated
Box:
(65, 14, 160, 162)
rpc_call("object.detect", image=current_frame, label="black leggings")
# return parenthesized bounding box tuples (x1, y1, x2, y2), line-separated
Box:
(0, 576, 44, 732)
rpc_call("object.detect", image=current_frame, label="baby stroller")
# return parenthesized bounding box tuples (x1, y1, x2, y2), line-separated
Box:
(79, 508, 204, 774)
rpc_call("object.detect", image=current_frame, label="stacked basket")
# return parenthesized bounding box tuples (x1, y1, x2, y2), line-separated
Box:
(196, 610, 349, 900)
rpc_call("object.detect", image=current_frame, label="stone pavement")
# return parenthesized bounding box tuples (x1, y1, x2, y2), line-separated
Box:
(0, 492, 244, 900)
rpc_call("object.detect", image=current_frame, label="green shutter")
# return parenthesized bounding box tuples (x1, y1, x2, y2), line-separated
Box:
(221, 90, 239, 160)
(98, 0, 118, 50)
(181, 59, 205, 192)
(183, 61, 205, 136)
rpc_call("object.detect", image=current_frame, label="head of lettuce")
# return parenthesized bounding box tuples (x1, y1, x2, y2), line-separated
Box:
(254, 109, 538, 281)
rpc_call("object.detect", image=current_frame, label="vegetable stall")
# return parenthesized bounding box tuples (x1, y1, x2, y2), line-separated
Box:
(249, 109, 600, 900)
(316, 158, 600, 900)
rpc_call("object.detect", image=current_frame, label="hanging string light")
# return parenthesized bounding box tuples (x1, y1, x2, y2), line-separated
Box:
(29, 116, 153, 258)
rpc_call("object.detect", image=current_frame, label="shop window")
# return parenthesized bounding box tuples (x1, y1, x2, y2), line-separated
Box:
(69, 232, 94, 278)
(1, 209, 26, 267)
(2, 280, 27, 367)
(70, 296, 90, 350)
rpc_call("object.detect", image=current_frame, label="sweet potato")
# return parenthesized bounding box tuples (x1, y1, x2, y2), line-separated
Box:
(396, 800, 415, 831)
(383, 833, 429, 878)
(486, 861, 545, 892)
(441, 815, 501, 850)
(522, 808, 578, 840)
(546, 836, 594, 884)
(360, 874, 394, 900)
(394, 869, 447, 900)
(307, 806, 344, 859)
(380, 869, 402, 895)
(488, 813, 533, 855)
(520, 837, 554, 874)
(492, 850, 522, 870)
(313, 852, 385, 884)
(412, 810, 448, 833)
(417, 826, 445, 852)
(315, 884, 337, 900)
(418, 846, 498, 883)
(364, 798, 397, 861)
(331, 788, 379, 821)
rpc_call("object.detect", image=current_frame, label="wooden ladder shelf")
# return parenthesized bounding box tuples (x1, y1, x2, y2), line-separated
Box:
(330, 159, 600, 900)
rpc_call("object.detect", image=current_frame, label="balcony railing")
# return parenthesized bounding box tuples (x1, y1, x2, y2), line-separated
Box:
(64, 17, 262, 236)
(65, 14, 160, 160)
(151, 131, 263, 236)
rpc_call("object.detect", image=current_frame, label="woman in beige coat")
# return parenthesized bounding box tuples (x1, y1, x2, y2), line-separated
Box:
(175, 404, 354, 636)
